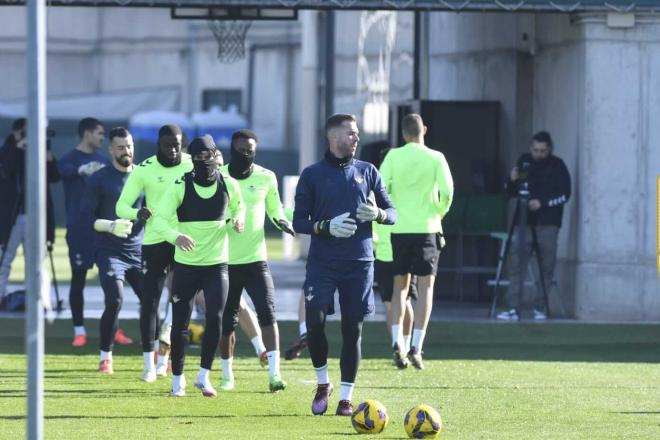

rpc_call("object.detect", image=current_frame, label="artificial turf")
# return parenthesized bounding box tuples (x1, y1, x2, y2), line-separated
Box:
(1, 319, 660, 439)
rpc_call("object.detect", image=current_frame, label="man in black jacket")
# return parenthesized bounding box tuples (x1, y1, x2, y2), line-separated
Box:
(0, 118, 60, 302)
(497, 131, 571, 321)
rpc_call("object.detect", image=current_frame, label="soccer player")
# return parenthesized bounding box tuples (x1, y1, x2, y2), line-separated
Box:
(79, 127, 143, 375)
(218, 129, 294, 393)
(152, 135, 244, 397)
(293, 113, 396, 416)
(59, 118, 117, 347)
(380, 113, 454, 370)
(116, 124, 192, 380)
(369, 148, 417, 359)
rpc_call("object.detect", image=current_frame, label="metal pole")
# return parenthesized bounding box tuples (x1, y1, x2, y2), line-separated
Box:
(413, 11, 429, 100)
(26, 0, 46, 438)
(324, 10, 335, 124)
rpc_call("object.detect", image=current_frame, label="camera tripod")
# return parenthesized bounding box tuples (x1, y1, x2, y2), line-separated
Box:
(488, 181, 552, 319)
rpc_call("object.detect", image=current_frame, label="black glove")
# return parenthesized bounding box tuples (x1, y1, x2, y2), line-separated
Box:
(137, 207, 153, 222)
(274, 218, 295, 237)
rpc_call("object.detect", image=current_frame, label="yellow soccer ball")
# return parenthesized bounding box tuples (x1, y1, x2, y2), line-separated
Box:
(188, 322, 204, 346)
(351, 399, 389, 434)
(404, 404, 442, 439)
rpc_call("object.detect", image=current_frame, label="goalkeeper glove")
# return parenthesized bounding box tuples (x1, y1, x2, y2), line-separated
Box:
(94, 219, 133, 238)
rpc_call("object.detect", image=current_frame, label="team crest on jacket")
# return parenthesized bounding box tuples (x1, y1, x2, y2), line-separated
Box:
(248, 185, 257, 192)
(354, 174, 364, 184)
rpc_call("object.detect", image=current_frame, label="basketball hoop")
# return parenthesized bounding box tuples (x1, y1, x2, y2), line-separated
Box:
(207, 20, 252, 64)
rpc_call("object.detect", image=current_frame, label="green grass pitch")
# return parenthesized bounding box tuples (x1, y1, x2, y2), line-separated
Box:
(2, 319, 660, 438)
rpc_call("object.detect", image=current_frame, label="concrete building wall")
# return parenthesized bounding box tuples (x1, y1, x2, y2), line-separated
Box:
(0, 7, 300, 150)
(425, 12, 660, 320)
(571, 16, 660, 320)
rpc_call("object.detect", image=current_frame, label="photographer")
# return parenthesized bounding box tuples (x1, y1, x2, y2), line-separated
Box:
(0, 118, 60, 303)
(497, 131, 571, 321)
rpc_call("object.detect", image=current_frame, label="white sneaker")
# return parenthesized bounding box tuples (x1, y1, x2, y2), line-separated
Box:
(141, 369, 157, 383)
(533, 309, 547, 320)
(170, 375, 186, 397)
(156, 364, 168, 377)
(194, 379, 218, 398)
(496, 309, 520, 321)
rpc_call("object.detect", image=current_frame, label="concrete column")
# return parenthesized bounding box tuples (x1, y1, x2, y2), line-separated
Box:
(299, 10, 321, 171)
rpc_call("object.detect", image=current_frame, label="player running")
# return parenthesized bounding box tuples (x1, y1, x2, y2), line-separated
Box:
(79, 127, 143, 375)
(380, 113, 453, 370)
(59, 118, 121, 347)
(293, 114, 396, 416)
(218, 129, 294, 393)
(152, 135, 244, 398)
(116, 124, 192, 380)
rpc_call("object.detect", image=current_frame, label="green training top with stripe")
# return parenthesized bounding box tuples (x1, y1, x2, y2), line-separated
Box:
(151, 170, 245, 266)
(379, 142, 454, 234)
(221, 164, 287, 265)
(115, 153, 193, 245)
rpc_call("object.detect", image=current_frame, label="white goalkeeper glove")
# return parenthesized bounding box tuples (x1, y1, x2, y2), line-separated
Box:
(94, 219, 133, 238)
(78, 161, 106, 176)
(356, 200, 385, 223)
(327, 212, 357, 238)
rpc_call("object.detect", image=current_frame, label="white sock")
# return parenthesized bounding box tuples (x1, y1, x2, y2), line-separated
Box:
(315, 364, 330, 385)
(157, 350, 169, 369)
(172, 374, 184, 390)
(251, 336, 267, 356)
(164, 302, 173, 326)
(412, 329, 427, 353)
(196, 367, 210, 385)
(391, 324, 403, 349)
(100, 351, 112, 361)
(221, 357, 234, 379)
(340, 382, 355, 401)
(267, 350, 280, 377)
(299, 321, 307, 337)
(403, 334, 412, 352)
(74, 326, 86, 337)
(143, 352, 155, 371)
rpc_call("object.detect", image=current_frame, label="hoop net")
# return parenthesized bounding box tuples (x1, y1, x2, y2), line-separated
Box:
(208, 20, 252, 64)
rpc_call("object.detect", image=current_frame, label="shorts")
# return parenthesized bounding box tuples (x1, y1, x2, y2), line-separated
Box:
(222, 261, 276, 335)
(66, 228, 95, 271)
(96, 249, 142, 285)
(303, 259, 374, 319)
(374, 260, 419, 303)
(391, 233, 442, 276)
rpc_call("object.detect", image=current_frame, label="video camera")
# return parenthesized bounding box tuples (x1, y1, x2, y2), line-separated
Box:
(518, 160, 531, 181)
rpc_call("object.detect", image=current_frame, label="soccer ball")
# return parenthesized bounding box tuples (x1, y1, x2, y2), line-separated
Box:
(351, 400, 389, 434)
(188, 322, 204, 346)
(404, 404, 442, 439)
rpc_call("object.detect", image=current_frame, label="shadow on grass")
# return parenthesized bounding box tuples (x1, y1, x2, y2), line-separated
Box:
(2, 319, 660, 363)
(616, 411, 660, 415)
(0, 413, 315, 421)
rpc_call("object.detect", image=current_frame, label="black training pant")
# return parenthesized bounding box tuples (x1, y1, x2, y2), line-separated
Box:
(170, 262, 227, 376)
(221, 261, 276, 336)
(140, 242, 175, 352)
(306, 307, 363, 384)
(69, 269, 87, 327)
(99, 269, 142, 352)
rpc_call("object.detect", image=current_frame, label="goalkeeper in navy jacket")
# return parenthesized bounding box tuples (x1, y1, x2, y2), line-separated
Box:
(293, 114, 396, 417)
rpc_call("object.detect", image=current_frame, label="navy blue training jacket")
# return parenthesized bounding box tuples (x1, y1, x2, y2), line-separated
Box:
(293, 151, 396, 262)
